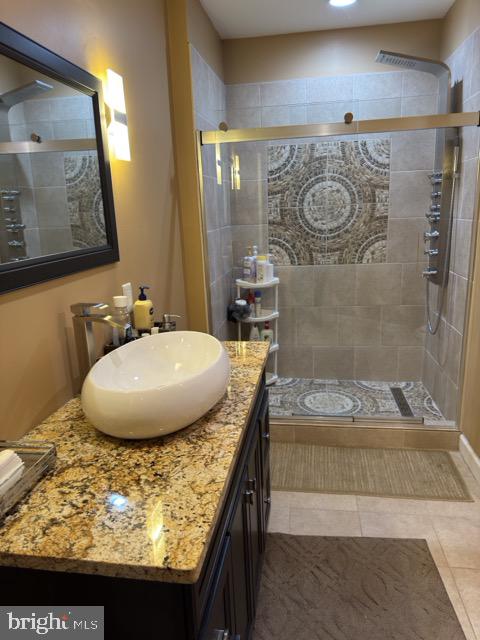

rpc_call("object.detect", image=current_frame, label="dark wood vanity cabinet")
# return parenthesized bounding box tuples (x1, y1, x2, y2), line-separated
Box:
(0, 379, 270, 640)
(198, 381, 270, 640)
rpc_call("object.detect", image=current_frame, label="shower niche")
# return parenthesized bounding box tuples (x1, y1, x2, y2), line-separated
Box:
(0, 21, 118, 293)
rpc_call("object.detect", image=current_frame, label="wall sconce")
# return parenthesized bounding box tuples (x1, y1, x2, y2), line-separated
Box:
(104, 68, 131, 161)
(231, 154, 240, 191)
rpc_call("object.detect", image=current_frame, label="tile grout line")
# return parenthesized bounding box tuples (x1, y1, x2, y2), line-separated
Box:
(438, 566, 477, 640)
(449, 566, 480, 640)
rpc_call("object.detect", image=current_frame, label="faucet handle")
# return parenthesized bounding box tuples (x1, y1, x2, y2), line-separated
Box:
(71, 302, 109, 316)
(162, 313, 181, 323)
(161, 313, 181, 331)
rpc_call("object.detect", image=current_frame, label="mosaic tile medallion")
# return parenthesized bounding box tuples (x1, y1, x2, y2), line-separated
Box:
(297, 389, 362, 416)
(65, 151, 107, 249)
(423, 396, 443, 418)
(267, 139, 390, 265)
(354, 380, 415, 393)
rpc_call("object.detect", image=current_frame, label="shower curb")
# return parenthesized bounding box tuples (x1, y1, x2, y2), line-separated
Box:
(270, 418, 461, 451)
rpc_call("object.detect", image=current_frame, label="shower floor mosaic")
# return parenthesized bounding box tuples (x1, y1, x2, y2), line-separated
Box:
(269, 378, 449, 425)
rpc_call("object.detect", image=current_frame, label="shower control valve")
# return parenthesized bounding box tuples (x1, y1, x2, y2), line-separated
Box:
(423, 267, 439, 278)
(429, 172, 443, 185)
(424, 230, 440, 240)
(6, 223, 25, 231)
(426, 213, 441, 223)
(425, 248, 439, 256)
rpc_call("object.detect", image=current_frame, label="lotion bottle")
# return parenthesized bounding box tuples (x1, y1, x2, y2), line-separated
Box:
(260, 321, 274, 344)
(256, 256, 267, 283)
(133, 285, 154, 330)
(254, 290, 262, 317)
(243, 246, 255, 282)
(249, 324, 260, 341)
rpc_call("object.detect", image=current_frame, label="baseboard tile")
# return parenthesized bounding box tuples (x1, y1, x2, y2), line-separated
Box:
(459, 434, 480, 484)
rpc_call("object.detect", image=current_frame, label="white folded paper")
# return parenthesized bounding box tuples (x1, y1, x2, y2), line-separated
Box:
(0, 450, 25, 497)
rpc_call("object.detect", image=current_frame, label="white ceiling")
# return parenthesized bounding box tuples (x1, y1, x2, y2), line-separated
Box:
(200, 0, 455, 39)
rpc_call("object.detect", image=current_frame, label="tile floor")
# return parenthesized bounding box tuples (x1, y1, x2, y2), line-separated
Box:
(269, 377, 449, 425)
(268, 451, 480, 639)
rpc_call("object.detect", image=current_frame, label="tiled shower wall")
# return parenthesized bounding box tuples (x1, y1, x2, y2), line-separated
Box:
(227, 70, 440, 382)
(422, 28, 480, 421)
(190, 45, 233, 339)
(7, 96, 101, 257)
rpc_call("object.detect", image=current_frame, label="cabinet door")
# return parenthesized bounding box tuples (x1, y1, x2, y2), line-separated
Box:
(200, 537, 237, 640)
(258, 398, 271, 546)
(229, 466, 250, 640)
(245, 426, 264, 615)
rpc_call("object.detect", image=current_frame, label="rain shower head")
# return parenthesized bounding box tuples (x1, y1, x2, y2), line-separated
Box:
(375, 50, 452, 113)
(375, 50, 450, 79)
(0, 80, 53, 109)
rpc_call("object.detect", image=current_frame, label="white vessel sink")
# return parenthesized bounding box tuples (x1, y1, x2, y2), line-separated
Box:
(81, 331, 230, 439)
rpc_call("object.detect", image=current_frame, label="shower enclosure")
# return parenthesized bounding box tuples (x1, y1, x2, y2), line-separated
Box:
(193, 46, 479, 431)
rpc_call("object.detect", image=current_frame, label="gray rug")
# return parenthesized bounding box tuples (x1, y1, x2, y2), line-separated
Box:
(253, 534, 466, 640)
(271, 442, 472, 501)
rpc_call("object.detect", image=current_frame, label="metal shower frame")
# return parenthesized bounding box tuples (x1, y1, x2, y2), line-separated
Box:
(199, 112, 479, 146)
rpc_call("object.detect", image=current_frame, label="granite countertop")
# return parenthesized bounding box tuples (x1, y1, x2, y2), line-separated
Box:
(0, 341, 269, 584)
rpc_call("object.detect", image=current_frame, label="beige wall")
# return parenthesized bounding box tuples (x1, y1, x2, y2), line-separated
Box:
(223, 20, 443, 85)
(187, 0, 224, 79)
(461, 205, 480, 454)
(0, 0, 187, 439)
(441, 0, 480, 59)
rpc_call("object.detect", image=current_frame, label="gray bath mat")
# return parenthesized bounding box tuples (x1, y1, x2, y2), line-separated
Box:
(253, 534, 466, 640)
(271, 442, 471, 501)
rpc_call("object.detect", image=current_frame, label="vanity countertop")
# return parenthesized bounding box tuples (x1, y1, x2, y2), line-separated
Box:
(0, 341, 269, 584)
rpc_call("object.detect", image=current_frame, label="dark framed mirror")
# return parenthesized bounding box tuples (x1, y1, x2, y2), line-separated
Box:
(0, 21, 119, 294)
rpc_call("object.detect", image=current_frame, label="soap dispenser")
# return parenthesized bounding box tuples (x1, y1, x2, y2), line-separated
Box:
(133, 285, 154, 331)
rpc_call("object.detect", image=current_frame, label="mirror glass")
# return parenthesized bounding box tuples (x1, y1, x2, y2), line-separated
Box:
(0, 52, 106, 265)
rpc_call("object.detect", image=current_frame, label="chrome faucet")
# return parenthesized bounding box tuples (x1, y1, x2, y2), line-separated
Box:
(161, 313, 181, 332)
(71, 302, 131, 382)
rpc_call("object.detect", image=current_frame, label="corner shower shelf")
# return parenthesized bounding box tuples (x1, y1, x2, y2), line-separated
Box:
(241, 310, 279, 323)
(269, 342, 279, 354)
(266, 373, 279, 386)
(235, 277, 279, 289)
(235, 277, 279, 386)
